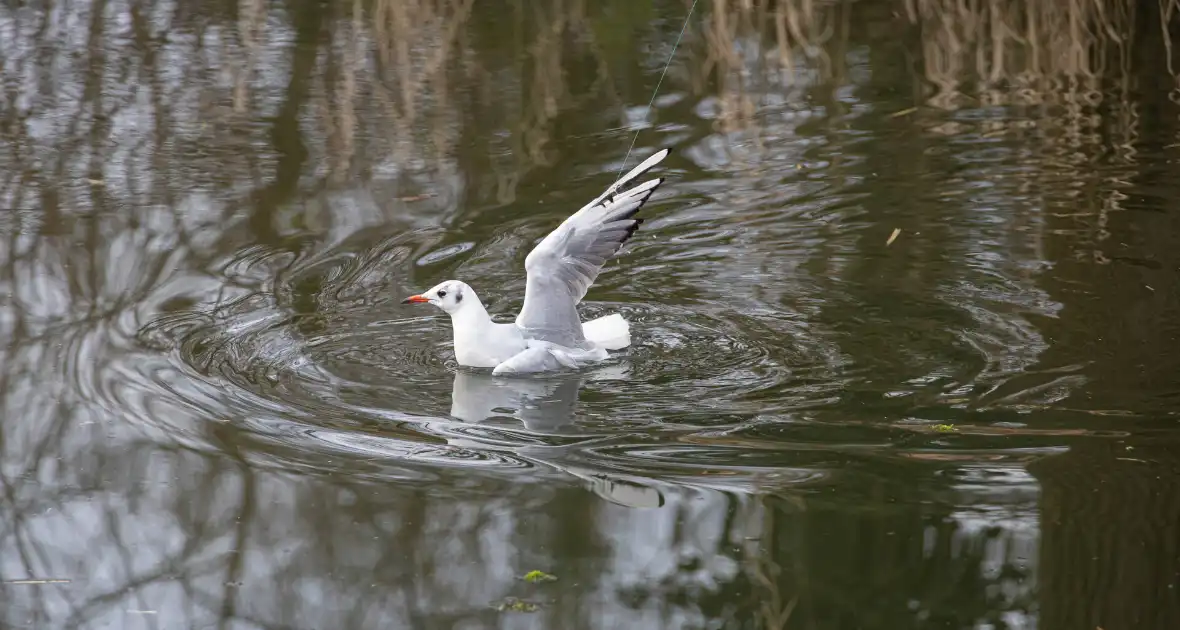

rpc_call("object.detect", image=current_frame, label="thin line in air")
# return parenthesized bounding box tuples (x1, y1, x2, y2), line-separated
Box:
(615, 0, 699, 182)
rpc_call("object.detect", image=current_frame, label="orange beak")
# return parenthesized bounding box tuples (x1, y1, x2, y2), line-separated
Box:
(401, 294, 429, 304)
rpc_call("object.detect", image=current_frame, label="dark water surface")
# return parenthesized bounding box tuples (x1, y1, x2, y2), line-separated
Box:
(4, 0, 1180, 628)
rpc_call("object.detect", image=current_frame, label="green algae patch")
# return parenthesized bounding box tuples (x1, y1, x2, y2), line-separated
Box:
(522, 570, 557, 583)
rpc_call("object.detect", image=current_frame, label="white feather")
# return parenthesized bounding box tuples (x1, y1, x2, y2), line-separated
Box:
(582, 313, 630, 350)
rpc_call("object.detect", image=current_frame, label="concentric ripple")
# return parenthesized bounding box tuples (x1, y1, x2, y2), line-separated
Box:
(126, 212, 859, 488)
(123, 116, 1094, 491)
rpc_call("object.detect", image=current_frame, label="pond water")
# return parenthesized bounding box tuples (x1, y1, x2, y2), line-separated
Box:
(3, 0, 1180, 628)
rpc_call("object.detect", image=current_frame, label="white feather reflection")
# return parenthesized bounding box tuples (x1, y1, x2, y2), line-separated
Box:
(447, 367, 666, 507)
(448, 365, 628, 429)
(449, 369, 582, 428)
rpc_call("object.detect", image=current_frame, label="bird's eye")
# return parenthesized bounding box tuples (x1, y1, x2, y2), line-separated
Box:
(437, 290, 447, 298)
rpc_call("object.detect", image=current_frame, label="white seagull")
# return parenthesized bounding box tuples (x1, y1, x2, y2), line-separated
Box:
(402, 148, 671, 375)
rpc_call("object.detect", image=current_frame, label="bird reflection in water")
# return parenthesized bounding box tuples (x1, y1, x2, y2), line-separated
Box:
(449, 369, 585, 430)
(447, 365, 665, 508)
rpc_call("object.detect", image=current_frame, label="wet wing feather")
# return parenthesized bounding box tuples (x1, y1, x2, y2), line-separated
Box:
(515, 149, 670, 340)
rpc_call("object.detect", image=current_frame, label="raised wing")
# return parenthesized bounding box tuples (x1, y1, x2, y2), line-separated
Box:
(515, 148, 670, 345)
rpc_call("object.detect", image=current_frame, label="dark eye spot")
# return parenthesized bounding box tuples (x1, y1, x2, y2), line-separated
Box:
(437, 290, 447, 298)
(456, 289, 463, 303)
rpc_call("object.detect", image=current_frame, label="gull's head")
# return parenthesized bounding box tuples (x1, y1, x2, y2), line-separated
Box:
(401, 280, 476, 316)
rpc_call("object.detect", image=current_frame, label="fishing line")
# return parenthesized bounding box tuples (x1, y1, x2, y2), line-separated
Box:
(615, 0, 699, 181)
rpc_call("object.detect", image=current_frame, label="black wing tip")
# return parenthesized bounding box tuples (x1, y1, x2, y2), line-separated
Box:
(607, 155, 668, 244)
(623, 218, 643, 241)
(622, 205, 654, 242)
(643, 178, 665, 201)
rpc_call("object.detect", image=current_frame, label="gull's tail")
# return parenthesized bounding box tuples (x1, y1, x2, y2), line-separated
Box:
(583, 313, 630, 350)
